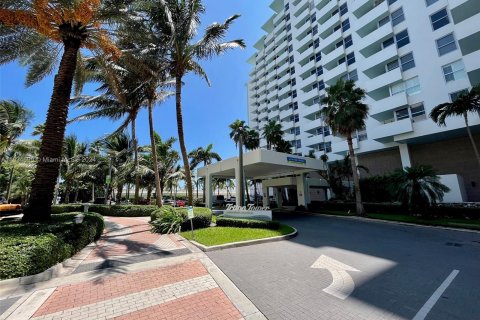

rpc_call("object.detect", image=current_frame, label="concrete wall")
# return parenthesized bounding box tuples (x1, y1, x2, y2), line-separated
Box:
(358, 149, 403, 177)
(410, 134, 480, 202)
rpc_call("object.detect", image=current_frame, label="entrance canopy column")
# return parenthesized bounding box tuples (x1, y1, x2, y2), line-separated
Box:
(262, 184, 269, 207)
(205, 174, 213, 209)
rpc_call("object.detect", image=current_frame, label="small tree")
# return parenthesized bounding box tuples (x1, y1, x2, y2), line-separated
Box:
(392, 165, 450, 216)
(322, 79, 369, 216)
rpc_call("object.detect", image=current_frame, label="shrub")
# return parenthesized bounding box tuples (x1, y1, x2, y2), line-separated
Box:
(52, 204, 158, 217)
(150, 206, 212, 231)
(150, 206, 183, 234)
(216, 217, 280, 230)
(0, 212, 104, 280)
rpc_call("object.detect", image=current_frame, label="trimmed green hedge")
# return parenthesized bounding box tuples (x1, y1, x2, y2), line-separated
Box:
(150, 206, 212, 231)
(52, 204, 157, 217)
(0, 212, 104, 280)
(216, 217, 280, 230)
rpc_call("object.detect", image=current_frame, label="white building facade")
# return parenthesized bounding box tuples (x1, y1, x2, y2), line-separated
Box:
(247, 0, 480, 201)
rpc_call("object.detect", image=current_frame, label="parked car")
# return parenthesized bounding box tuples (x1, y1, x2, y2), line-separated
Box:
(176, 200, 186, 207)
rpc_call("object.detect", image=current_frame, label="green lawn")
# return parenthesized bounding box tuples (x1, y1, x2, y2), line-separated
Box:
(181, 224, 295, 246)
(321, 210, 480, 230)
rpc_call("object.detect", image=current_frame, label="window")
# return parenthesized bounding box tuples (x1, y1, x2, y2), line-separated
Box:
(332, 8, 339, 16)
(443, 60, 466, 82)
(378, 16, 390, 27)
(383, 37, 395, 49)
(391, 8, 405, 26)
(292, 127, 300, 135)
(431, 8, 450, 30)
(316, 66, 323, 76)
(400, 52, 415, 71)
(347, 52, 355, 65)
(336, 39, 343, 48)
(295, 140, 301, 148)
(348, 70, 358, 81)
(344, 35, 353, 48)
(311, 14, 317, 23)
(436, 33, 457, 56)
(387, 59, 399, 71)
(391, 76, 421, 96)
(288, 45, 293, 52)
(450, 89, 468, 101)
(292, 90, 297, 98)
(285, 14, 290, 21)
(395, 30, 410, 48)
(395, 108, 409, 120)
(323, 127, 331, 137)
(284, 3, 289, 10)
(340, 3, 348, 16)
(333, 24, 341, 32)
(314, 38, 320, 48)
(294, 114, 299, 123)
(289, 56, 294, 64)
(388, 0, 398, 4)
(341, 19, 350, 32)
(357, 130, 368, 141)
(287, 34, 292, 42)
(411, 103, 426, 121)
(315, 52, 322, 62)
(290, 67, 295, 75)
(426, 0, 439, 6)
(286, 24, 292, 32)
(338, 56, 346, 65)
(318, 80, 325, 91)
(312, 25, 318, 35)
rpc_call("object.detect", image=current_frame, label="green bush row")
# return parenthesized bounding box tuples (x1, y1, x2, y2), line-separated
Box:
(150, 206, 212, 231)
(52, 204, 158, 217)
(216, 217, 280, 230)
(0, 212, 104, 280)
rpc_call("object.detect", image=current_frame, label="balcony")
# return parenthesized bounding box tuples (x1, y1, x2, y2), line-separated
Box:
(258, 111, 268, 120)
(321, 13, 340, 36)
(282, 120, 295, 131)
(324, 63, 347, 85)
(301, 73, 317, 89)
(280, 108, 293, 120)
(301, 89, 319, 104)
(317, 0, 337, 23)
(356, 1, 389, 37)
(359, 23, 394, 58)
(450, 0, 480, 24)
(294, 8, 309, 25)
(297, 33, 313, 50)
(303, 118, 322, 132)
(267, 90, 277, 101)
(319, 29, 342, 51)
(331, 138, 358, 155)
(370, 93, 408, 121)
(364, 68, 402, 93)
(361, 45, 398, 76)
(278, 85, 290, 98)
(369, 118, 413, 143)
(298, 47, 315, 62)
(352, 0, 381, 18)
(305, 134, 324, 147)
(300, 104, 321, 119)
(296, 21, 311, 36)
(299, 59, 316, 75)
(323, 45, 345, 66)
(283, 133, 295, 142)
(277, 61, 290, 74)
(279, 96, 292, 109)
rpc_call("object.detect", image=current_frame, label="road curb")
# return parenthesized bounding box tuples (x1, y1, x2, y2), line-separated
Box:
(186, 227, 298, 252)
(304, 212, 480, 234)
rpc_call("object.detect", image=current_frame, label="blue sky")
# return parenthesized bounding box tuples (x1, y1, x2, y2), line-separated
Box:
(0, 0, 272, 160)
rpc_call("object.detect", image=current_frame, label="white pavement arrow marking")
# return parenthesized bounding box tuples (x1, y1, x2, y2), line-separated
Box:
(311, 255, 360, 300)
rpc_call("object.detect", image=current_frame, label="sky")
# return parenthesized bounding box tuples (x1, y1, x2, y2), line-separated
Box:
(0, 0, 272, 160)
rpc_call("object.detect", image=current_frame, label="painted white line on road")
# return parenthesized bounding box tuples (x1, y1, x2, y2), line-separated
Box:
(412, 269, 460, 320)
(311, 255, 360, 300)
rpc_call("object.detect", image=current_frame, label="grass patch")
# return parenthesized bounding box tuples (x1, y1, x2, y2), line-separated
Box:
(180, 224, 295, 246)
(319, 210, 480, 230)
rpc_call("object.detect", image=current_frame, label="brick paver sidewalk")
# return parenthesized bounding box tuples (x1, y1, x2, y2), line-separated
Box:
(0, 217, 265, 320)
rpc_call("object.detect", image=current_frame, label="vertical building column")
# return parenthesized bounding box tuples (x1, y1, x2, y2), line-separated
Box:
(262, 184, 269, 207)
(205, 173, 213, 209)
(399, 144, 412, 168)
(296, 174, 308, 207)
(273, 187, 282, 207)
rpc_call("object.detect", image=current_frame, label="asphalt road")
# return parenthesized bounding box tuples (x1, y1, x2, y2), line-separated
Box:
(208, 213, 480, 320)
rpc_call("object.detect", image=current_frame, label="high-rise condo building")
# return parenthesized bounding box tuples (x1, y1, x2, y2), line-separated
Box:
(247, 0, 480, 201)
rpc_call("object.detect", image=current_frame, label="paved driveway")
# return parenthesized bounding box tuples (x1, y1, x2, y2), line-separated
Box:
(207, 213, 480, 320)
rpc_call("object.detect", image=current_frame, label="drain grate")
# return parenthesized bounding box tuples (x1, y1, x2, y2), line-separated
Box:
(445, 242, 463, 247)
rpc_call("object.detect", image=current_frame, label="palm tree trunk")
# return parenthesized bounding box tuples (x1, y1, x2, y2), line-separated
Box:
(175, 75, 194, 206)
(65, 183, 71, 204)
(148, 101, 162, 207)
(147, 186, 152, 203)
(74, 188, 79, 203)
(24, 38, 80, 222)
(245, 179, 250, 204)
(6, 166, 14, 202)
(132, 116, 140, 204)
(464, 113, 480, 169)
(116, 184, 123, 202)
(347, 135, 365, 216)
(92, 183, 95, 202)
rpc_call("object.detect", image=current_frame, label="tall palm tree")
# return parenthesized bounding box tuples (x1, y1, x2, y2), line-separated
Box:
(145, 0, 245, 206)
(62, 135, 87, 203)
(322, 79, 369, 216)
(430, 84, 480, 168)
(262, 120, 283, 150)
(0, 0, 127, 221)
(244, 129, 260, 151)
(230, 120, 252, 205)
(275, 139, 292, 154)
(392, 165, 450, 216)
(0, 100, 34, 166)
(189, 144, 221, 202)
(154, 134, 180, 198)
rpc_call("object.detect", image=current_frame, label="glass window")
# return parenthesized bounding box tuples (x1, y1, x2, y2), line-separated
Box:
(347, 52, 355, 65)
(340, 3, 348, 16)
(450, 89, 468, 102)
(400, 52, 415, 71)
(338, 56, 346, 65)
(292, 90, 297, 98)
(405, 77, 421, 96)
(294, 114, 299, 123)
(314, 38, 320, 48)
(344, 35, 353, 48)
(336, 40, 343, 48)
(436, 33, 457, 56)
(443, 60, 466, 82)
(379, 16, 390, 27)
(391, 8, 405, 26)
(411, 103, 426, 121)
(316, 66, 323, 76)
(426, 0, 438, 6)
(395, 30, 410, 48)
(383, 37, 395, 49)
(318, 80, 325, 91)
(395, 108, 410, 120)
(341, 19, 350, 32)
(312, 25, 318, 35)
(349, 70, 358, 81)
(315, 52, 322, 62)
(311, 14, 317, 22)
(387, 59, 400, 71)
(431, 8, 450, 31)
(388, 0, 398, 4)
